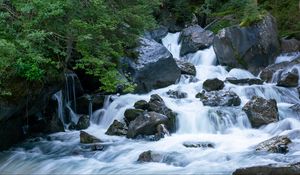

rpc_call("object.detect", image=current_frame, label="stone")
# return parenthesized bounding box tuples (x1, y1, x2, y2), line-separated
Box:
(196, 90, 241, 107)
(203, 78, 225, 92)
(213, 15, 280, 75)
(277, 69, 299, 87)
(121, 37, 181, 93)
(124, 109, 144, 125)
(256, 135, 292, 154)
(233, 162, 300, 175)
(75, 115, 90, 130)
(80, 131, 102, 144)
(166, 90, 188, 99)
(137, 150, 163, 162)
(127, 112, 170, 139)
(105, 120, 128, 136)
(176, 60, 196, 76)
(260, 56, 300, 82)
(225, 77, 264, 85)
(180, 25, 214, 56)
(242, 96, 279, 128)
(133, 100, 149, 110)
(183, 141, 215, 148)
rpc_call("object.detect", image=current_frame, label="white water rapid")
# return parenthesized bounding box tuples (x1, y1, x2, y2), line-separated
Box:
(1, 33, 300, 174)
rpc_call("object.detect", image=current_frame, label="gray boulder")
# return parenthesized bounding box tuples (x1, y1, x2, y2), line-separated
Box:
(277, 69, 299, 87)
(213, 15, 280, 75)
(225, 77, 263, 85)
(242, 96, 279, 128)
(80, 131, 102, 144)
(133, 100, 149, 110)
(145, 26, 168, 43)
(121, 38, 181, 93)
(180, 25, 214, 56)
(105, 120, 128, 136)
(233, 162, 300, 175)
(196, 90, 241, 107)
(203, 78, 225, 92)
(127, 112, 170, 138)
(166, 90, 188, 99)
(256, 135, 292, 154)
(176, 60, 196, 76)
(124, 108, 144, 125)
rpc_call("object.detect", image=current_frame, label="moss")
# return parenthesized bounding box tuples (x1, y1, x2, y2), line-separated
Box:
(209, 19, 233, 33)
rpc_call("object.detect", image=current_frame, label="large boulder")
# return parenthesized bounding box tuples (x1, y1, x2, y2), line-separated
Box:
(127, 112, 170, 138)
(121, 38, 181, 93)
(133, 100, 149, 110)
(213, 15, 280, 75)
(242, 96, 279, 128)
(276, 69, 299, 87)
(256, 135, 292, 154)
(202, 78, 225, 92)
(176, 60, 196, 76)
(280, 38, 300, 53)
(233, 162, 300, 175)
(180, 25, 214, 56)
(196, 90, 241, 107)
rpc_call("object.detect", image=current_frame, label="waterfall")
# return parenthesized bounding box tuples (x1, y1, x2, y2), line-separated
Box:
(65, 72, 77, 113)
(2, 33, 300, 174)
(52, 90, 66, 127)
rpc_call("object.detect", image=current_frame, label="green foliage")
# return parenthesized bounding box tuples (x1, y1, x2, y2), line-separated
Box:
(259, 0, 300, 38)
(0, 0, 160, 93)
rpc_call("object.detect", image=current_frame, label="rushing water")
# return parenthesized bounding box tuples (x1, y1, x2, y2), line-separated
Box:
(1, 34, 300, 175)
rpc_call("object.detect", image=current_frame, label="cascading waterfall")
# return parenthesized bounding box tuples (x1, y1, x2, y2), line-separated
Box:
(52, 90, 67, 127)
(1, 33, 300, 174)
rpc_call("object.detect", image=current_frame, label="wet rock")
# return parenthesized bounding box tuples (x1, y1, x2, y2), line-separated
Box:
(213, 15, 280, 75)
(166, 90, 188, 99)
(233, 162, 300, 175)
(124, 109, 144, 125)
(90, 144, 105, 151)
(180, 25, 214, 56)
(121, 37, 181, 93)
(176, 60, 196, 76)
(277, 69, 299, 87)
(137, 150, 189, 167)
(148, 94, 177, 132)
(196, 90, 241, 107)
(203, 78, 225, 92)
(154, 124, 170, 140)
(127, 112, 170, 139)
(225, 77, 263, 85)
(281, 38, 300, 53)
(133, 100, 149, 110)
(181, 75, 199, 83)
(137, 150, 163, 162)
(80, 131, 102, 144)
(260, 56, 300, 82)
(256, 135, 292, 154)
(105, 120, 128, 136)
(242, 96, 279, 128)
(183, 141, 215, 148)
(75, 115, 90, 130)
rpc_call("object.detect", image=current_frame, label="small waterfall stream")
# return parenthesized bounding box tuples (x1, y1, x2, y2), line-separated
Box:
(1, 34, 300, 174)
